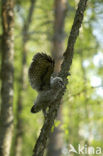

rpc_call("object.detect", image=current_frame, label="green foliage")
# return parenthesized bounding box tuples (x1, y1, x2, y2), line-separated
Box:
(1, 0, 103, 155)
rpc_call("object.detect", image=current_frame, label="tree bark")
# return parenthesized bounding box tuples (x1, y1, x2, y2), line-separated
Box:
(14, 1, 36, 156)
(52, 0, 67, 73)
(0, 0, 14, 156)
(32, 0, 88, 155)
(47, 109, 64, 156)
(47, 0, 67, 156)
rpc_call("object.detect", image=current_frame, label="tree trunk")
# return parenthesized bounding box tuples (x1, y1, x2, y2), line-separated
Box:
(47, 0, 67, 156)
(52, 0, 67, 73)
(14, 1, 36, 156)
(0, 0, 14, 156)
(0, 35, 2, 106)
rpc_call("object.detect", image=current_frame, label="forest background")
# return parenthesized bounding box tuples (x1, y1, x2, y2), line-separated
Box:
(0, 0, 103, 156)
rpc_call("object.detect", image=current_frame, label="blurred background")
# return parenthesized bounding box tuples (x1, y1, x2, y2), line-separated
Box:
(0, 0, 103, 156)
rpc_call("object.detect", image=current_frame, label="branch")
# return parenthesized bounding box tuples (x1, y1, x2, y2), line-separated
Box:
(32, 0, 88, 155)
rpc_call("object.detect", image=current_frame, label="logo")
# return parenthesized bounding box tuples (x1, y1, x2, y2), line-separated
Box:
(68, 144, 102, 155)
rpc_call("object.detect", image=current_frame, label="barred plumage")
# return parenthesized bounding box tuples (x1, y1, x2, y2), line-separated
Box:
(28, 53, 54, 91)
